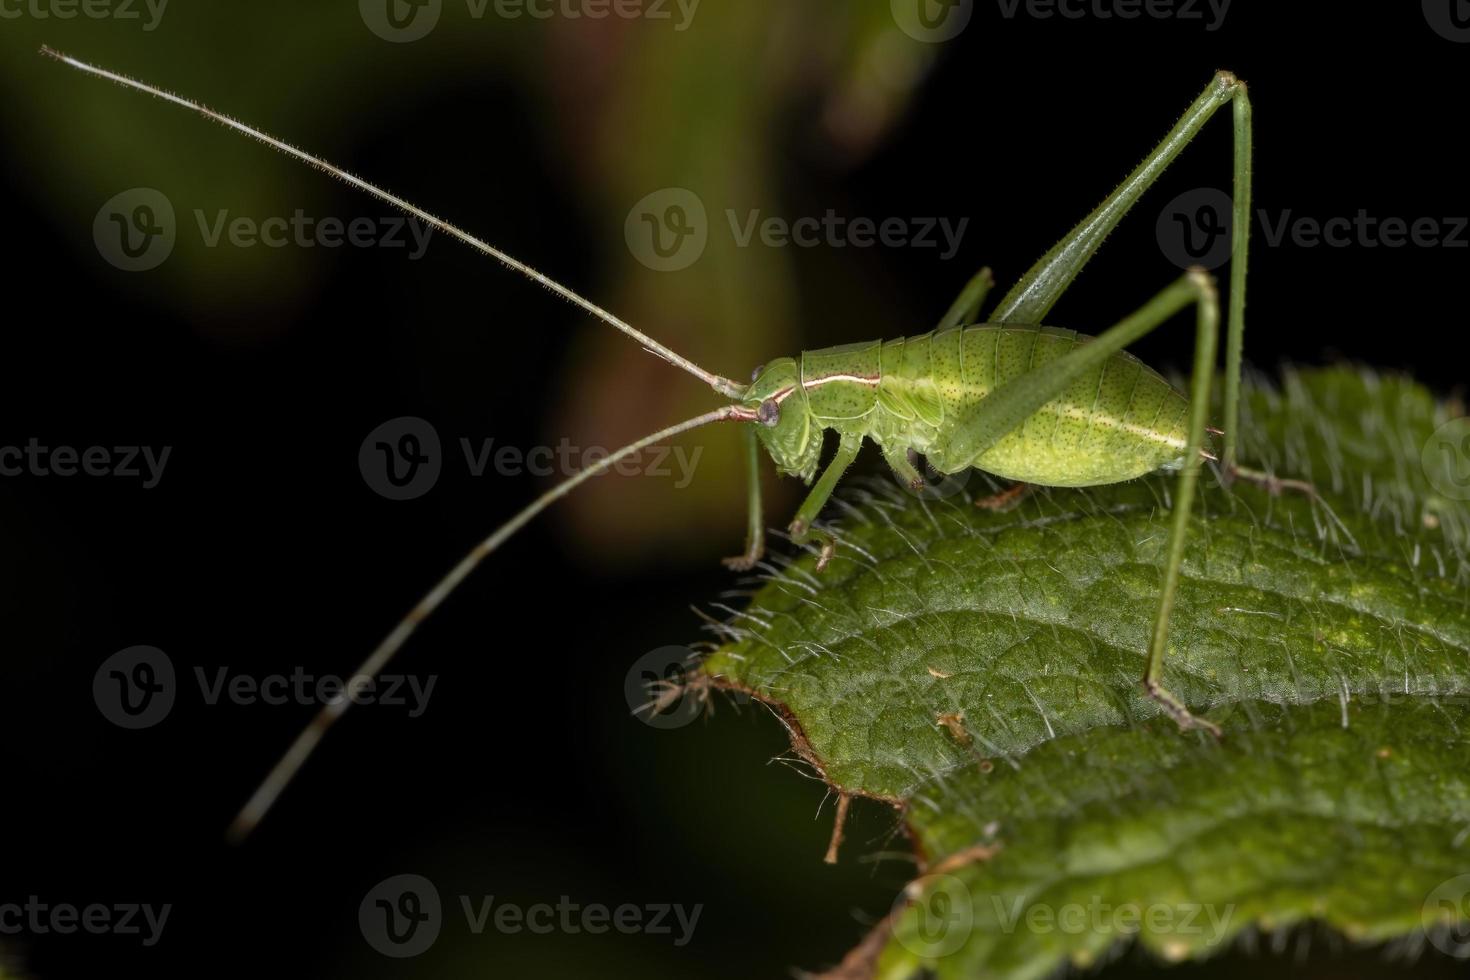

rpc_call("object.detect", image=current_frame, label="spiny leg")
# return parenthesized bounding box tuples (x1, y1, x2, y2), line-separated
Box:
(1226, 465, 1316, 498)
(723, 424, 767, 571)
(993, 71, 1253, 470)
(1144, 270, 1222, 737)
(946, 270, 1224, 734)
(935, 266, 996, 332)
(789, 431, 863, 572)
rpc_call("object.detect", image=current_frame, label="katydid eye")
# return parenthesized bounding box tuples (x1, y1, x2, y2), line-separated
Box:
(751, 364, 765, 382)
(758, 399, 780, 427)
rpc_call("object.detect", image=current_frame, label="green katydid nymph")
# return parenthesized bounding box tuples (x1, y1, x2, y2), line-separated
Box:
(45, 48, 1311, 840)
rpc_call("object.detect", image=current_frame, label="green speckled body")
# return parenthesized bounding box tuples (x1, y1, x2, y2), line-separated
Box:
(795, 324, 1190, 487)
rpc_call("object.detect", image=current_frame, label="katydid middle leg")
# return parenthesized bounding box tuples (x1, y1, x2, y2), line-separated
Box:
(936, 266, 996, 332)
(883, 443, 927, 492)
(790, 431, 863, 572)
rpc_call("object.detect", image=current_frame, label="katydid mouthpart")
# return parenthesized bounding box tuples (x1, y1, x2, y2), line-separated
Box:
(45, 47, 1306, 841)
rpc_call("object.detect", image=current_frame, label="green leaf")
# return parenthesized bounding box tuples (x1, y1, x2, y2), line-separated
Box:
(699, 367, 1470, 978)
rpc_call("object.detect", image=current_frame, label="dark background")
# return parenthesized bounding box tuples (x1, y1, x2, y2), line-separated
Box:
(2, 3, 1468, 978)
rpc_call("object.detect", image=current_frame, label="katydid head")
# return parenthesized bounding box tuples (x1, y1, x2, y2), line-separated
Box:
(743, 358, 821, 483)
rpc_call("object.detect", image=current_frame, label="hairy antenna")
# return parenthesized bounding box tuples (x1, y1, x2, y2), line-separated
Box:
(224, 404, 756, 840)
(41, 45, 764, 837)
(41, 46, 746, 399)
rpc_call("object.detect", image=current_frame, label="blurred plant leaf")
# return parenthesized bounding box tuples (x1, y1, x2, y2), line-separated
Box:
(546, 5, 942, 561)
(701, 368, 1470, 978)
(11, 7, 943, 561)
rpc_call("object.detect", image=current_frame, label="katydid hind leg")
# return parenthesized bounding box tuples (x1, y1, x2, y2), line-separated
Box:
(992, 71, 1252, 470)
(1142, 269, 1222, 737)
(952, 270, 1226, 732)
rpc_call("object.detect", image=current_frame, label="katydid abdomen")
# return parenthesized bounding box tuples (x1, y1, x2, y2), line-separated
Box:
(781, 325, 1190, 488)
